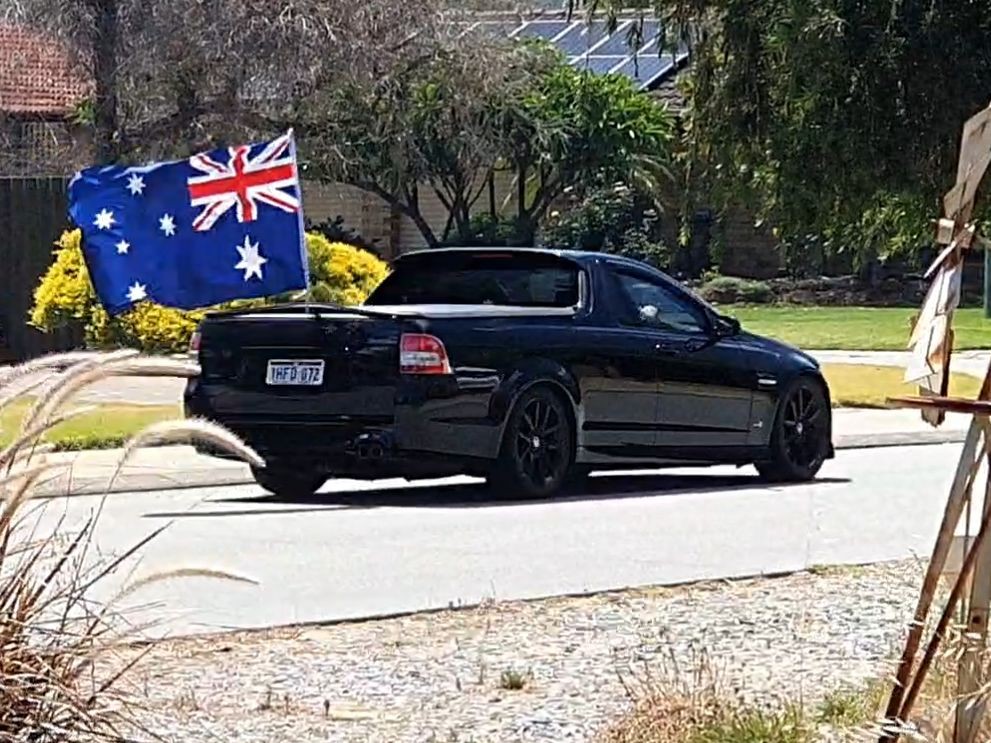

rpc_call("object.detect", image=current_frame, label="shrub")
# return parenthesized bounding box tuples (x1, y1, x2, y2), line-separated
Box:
(30, 229, 389, 353)
(540, 182, 671, 268)
(454, 213, 524, 247)
(697, 275, 774, 305)
(305, 214, 383, 258)
(305, 233, 389, 305)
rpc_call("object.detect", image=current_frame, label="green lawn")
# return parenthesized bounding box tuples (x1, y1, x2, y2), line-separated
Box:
(0, 401, 180, 451)
(726, 306, 991, 351)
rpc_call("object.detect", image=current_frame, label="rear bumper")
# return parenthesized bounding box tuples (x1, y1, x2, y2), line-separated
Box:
(183, 378, 502, 477)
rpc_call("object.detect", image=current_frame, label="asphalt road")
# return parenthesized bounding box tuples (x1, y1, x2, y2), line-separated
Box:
(27, 441, 965, 639)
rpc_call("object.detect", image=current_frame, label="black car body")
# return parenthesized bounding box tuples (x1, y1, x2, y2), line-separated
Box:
(185, 248, 834, 497)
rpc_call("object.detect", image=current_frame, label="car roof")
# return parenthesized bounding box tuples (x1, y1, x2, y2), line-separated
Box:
(393, 245, 632, 267)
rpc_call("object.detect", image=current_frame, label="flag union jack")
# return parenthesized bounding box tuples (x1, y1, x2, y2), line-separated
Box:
(186, 131, 300, 232)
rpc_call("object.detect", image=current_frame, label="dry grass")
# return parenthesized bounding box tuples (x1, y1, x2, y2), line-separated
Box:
(821, 364, 981, 409)
(601, 645, 815, 743)
(598, 597, 991, 743)
(0, 351, 265, 741)
(885, 624, 991, 743)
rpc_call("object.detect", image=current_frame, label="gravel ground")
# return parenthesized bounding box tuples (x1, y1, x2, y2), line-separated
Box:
(130, 560, 928, 743)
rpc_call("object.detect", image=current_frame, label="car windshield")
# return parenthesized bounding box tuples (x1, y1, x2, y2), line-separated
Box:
(365, 252, 581, 308)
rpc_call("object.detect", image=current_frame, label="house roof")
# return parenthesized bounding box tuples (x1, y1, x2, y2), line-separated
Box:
(0, 25, 88, 116)
(469, 9, 689, 92)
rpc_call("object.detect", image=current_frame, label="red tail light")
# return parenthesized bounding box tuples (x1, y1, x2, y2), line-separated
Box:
(400, 333, 451, 375)
(189, 329, 201, 354)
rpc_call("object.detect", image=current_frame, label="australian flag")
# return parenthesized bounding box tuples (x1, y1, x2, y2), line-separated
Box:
(68, 131, 309, 315)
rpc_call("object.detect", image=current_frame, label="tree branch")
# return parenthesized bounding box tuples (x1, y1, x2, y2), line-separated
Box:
(354, 179, 439, 248)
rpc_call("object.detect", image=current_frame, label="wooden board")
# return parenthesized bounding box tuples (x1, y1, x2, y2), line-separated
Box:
(887, 395, 991, 416)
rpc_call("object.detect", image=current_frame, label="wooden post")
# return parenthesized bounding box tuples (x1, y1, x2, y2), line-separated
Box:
(984, 240, 991, 319)
(880, 417, 986, 740)
(898, 472, 991, 726)
(882, 384, 991, 742)
(956, 419, 991, 742)
(883, 103, 991, 742)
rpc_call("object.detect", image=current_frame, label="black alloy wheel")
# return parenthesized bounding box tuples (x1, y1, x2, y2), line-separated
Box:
(490, 386, 575, 499)
(757, 377, 829, 483)
(251, 465, 327, 498)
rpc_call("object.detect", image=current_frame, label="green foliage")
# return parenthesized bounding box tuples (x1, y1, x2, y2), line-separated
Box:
(305, 39, 676, 247)
(30, 229, 389, 353)
(303, 40, 539, 247)
(697, 275, 773, 305)
(498, 667, 531, 691)
(541, 182, 671, 267)
(507, 49, 676, 239)
(815, 682, 885, 729)
(459, 213, 522, 247)
(305, 214, 383, 258)
(686, 704, 810, 743)
(305, 234, 390, 306)
(587, 0, 991, 269)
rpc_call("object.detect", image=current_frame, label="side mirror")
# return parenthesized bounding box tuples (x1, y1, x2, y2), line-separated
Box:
(638, 304, 660, 324)
(714, 315, 741, 337)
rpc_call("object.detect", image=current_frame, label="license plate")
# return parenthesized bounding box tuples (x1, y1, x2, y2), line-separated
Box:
(265, 359, 325, 386)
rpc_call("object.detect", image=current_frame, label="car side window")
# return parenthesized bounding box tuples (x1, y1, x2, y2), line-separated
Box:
(610, 269, 708, 334)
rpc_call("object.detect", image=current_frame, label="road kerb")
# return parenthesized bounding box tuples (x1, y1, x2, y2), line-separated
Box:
(27, 428, 968, 498)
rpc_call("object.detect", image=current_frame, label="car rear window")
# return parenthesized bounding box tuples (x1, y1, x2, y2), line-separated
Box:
(365, 252, 581, 308)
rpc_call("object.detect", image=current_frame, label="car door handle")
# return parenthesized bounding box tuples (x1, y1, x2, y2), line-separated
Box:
(656, 338, 707, 355)
(655, 341, 685, 355)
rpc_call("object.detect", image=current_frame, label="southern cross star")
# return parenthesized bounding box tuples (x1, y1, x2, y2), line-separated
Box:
(234, 235, 267, 281)
(126, 173, 145, 196)
(126, 282, 147, 303)
(115, 240, 130, 255)
(93, 208, 115, 230)
(159, 213, 176, 236)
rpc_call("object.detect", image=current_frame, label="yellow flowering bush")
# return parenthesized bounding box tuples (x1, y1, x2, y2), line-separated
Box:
(306, 233, 390, 306)
(30, 229, 390, 354)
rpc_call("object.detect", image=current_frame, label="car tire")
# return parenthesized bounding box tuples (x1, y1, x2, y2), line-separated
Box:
(251, 465, 326, 498)
(756, 376, 830, 483)
(488, 386, 575, 499)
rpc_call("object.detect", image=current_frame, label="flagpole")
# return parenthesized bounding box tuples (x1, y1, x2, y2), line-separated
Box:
(288, 128, 313, 310)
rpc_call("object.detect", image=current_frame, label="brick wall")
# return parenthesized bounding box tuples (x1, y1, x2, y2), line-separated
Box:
(714, 206, 783, 279)
(397, 167, 521, 250)
(301, 181, 398, 258)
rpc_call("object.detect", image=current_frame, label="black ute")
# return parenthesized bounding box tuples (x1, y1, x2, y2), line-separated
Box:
(184, 247, 834, 498)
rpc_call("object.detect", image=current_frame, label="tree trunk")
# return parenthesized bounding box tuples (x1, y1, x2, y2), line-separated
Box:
(352, 180, 440, 249)
(92, 0, 120, 162)
(516, 163, 527, 218)
(408, 209, 440, 248)
(513, 213, 536, 247)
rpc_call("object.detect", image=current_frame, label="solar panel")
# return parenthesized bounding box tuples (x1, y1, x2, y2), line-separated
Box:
(591, 19, 663, 55)
(573, 55, 628, 76)
(553, 24, 590, 56)
(464, 15, 684, 91)
(555, 20, 616, 56)
(613, 54, 675, 87)
(513, 20, 572, 40)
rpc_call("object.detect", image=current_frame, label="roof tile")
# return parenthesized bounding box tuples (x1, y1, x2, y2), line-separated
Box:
(0, 25, 89, 116)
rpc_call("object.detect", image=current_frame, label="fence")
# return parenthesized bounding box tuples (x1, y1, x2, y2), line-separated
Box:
(0, 177, 82, 362)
